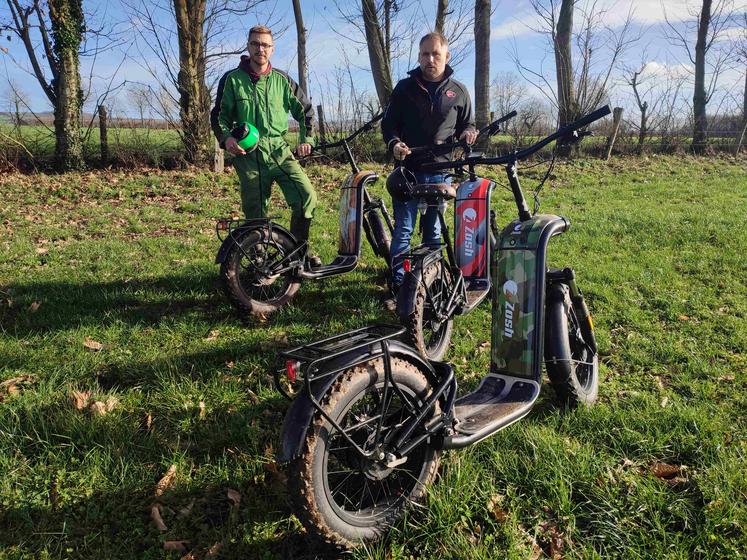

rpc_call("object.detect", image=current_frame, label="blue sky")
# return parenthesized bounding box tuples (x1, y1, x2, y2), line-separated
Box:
(1, 0, 745, 120)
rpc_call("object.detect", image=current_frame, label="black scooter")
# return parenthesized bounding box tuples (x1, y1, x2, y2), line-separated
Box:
(215, 114, 393, 317)
(273, 106, 610, 549)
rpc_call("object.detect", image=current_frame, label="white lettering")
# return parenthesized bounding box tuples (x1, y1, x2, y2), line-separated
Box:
(504, 301, 514, 337)
(464, 225, 474, 257)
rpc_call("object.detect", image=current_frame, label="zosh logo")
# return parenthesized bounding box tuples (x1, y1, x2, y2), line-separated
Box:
(462, 207, 477, 257)
(502, 280, 518, 338)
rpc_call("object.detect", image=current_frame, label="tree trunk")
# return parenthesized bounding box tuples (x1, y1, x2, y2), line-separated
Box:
(692, 0, 712, 154)
(435, 0, 449, 34)
(49, 0, 85, 171)
(361, 0, 393, 108)
(99, 105, 108, 165)
(474, 0, 491, 149)
(292, 0, 309, 95)
(174, 0, 211, 165)
(555, 0, 576, 128)
(637, 101, 648, 155)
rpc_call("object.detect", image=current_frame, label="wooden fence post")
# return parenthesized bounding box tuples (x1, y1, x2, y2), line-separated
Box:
(98, 105, 108, 165)
(213, 137, 224, 173)
(605, 107, 623, 161)
(316, 104, 327, 153)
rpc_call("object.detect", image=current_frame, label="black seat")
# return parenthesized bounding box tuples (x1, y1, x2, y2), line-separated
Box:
(413, 182, 456, 200)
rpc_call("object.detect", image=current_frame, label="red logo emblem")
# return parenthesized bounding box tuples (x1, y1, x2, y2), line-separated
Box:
(445, 90, 456, 98)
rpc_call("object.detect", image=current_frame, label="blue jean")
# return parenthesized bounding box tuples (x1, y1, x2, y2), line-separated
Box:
(390, 172, 450, 287)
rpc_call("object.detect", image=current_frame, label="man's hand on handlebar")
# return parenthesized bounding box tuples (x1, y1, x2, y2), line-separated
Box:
(460, 128, 478, 145)
(225, 136, 246, 156)
(296, 143, 312, 157)
(393, 141, 412, 161)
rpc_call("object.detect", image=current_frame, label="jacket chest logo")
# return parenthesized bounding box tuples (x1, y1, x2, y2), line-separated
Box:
(444, 90, 456, 98)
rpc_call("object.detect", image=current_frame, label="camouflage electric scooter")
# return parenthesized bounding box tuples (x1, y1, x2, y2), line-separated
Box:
(272, 106, 610, 549)
(215, 114, 393, 318)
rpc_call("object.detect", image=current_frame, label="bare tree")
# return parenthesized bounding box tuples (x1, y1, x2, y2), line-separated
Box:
(733, 11, 747, 153)
(517, 0, 637, 129)
(491, 71, 526, 118)
(435, 0, 449, 33)
(124, 0, 271, 164)
(625, 60, 688, 154)
(664, 0, 736, 153)
(361, 0, 394, 107)
(2, 0, 86, 169)
(292, 0, 309, 95)
(475, 0, 490, 146)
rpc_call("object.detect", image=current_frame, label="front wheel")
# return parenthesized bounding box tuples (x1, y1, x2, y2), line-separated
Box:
(401, 260, 454, 361)
(219, 227, 301, 317)
(544, 284, 599, 406)
(289, 358, 440, 549)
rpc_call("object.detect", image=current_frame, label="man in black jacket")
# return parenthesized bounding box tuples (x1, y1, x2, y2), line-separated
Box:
(382, 31, 477, 293)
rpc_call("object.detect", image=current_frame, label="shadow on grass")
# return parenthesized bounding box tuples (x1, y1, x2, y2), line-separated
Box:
(1, 267, 392, 338)
(0, 398, 339, 559)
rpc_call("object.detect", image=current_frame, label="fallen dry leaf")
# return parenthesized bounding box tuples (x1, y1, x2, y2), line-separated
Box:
(0, 375, 34, 401)
(205, 330, 220, 341)
(89, 401, 107, 416)
(28, 301, 41, 313)
(71, 390, 91, 410)
(83, 338, 103, 351)
(649, 462, 687, 481)
(677, 315, 689, 321)
(225, 361, 235, 369)
(36, 247, 48, 255)
(178, 499, 195, 519)
(660, 396, 669, 408)
(163, 541, 189, 553)
(487, 494, 508, 523)
(205, 542, 223, 558)
(155, 464, 177, 497)
(227, 488, 241, 507)
(179, 552, 198, 560)
(150, 503, 168, 531)
(198, 401, 206, 419)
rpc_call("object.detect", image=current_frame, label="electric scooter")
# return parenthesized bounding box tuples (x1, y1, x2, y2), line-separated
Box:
(395, 111, 518, 360)
(273, 106, 611, 549)
(215, 114, 393, 317)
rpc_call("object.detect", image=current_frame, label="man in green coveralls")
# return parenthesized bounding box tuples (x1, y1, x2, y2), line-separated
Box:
(211, 24, 319, 259)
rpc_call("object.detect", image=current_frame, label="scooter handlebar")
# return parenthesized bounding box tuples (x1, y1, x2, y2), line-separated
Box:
(404, 110, 518, 157)
(419, 105, 611, 172)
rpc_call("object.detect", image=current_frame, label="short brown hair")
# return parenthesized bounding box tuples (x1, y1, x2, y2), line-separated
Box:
(249, 25, 273, 39)
(419, 32, 448, 49)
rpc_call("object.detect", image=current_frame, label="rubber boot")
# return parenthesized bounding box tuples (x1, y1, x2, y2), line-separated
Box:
(290, 216, 322, 268)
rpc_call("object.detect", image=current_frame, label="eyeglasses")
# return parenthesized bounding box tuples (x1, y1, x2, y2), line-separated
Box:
(249, 40, 273, 50)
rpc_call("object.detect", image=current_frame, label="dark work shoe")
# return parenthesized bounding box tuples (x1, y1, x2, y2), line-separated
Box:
(382, 284, 400, 314)
(308, 254, 322, 268)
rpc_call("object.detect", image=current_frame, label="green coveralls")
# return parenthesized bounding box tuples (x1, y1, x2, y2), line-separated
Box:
(211, 61, 317, 220)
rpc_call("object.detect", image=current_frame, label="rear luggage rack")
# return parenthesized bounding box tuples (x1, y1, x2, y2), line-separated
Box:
(275, 324, 404, 399)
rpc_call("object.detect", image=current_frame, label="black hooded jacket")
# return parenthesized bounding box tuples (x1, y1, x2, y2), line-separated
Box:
(381, 65, 475, 171)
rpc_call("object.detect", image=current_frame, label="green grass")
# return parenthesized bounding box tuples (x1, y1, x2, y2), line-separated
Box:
(1, 155, 746, 559)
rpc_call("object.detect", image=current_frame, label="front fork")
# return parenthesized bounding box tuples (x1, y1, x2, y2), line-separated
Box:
(546, 267, 597, 354)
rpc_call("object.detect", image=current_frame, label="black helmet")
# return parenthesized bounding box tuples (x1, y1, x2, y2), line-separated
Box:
(386, 166, 417, 202)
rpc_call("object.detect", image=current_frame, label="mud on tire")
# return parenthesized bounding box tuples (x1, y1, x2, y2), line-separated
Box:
(220, 227, 301, 317)
(288, 358, 440, 549)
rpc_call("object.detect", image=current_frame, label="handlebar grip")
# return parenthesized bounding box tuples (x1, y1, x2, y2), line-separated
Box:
(565, 105, 611, 132)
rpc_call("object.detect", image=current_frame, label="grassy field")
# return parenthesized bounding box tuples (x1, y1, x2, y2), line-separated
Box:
(0, 154, 745, 559)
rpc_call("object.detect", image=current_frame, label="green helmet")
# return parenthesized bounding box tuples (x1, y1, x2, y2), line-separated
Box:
(230, 122, 260, 152)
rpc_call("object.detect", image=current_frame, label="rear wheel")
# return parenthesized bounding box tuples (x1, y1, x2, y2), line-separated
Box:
(545, 284, 599, 406)
(402, 260, 454, 361)
(289, 358, 440, 549)
(220, 227, 301, 317)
